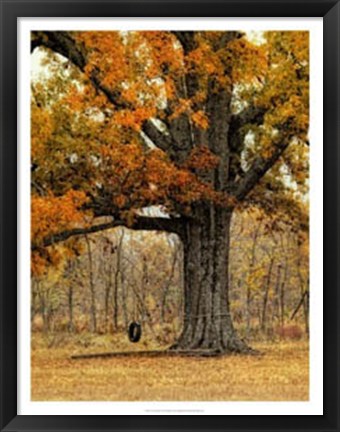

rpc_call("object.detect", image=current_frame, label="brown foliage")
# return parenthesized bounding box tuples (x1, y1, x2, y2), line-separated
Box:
(276, 325, 304, 340)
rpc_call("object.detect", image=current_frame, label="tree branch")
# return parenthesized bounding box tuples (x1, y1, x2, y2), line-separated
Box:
(32, 216, 184, 250)
(171, 31, 197, 54)
(230, 105, 267, 133)
(32, 31, 86, 70)
(232, 136, 292, 201)
(32, 31, 177, 154)
(142, 120, 173, 153)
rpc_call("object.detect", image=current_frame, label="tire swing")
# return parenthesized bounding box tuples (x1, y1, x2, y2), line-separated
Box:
(128, 290, 142, 343)
(128, 321, 142, 343)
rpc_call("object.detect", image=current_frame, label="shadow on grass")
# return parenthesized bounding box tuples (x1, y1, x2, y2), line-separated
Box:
(71, 347, 263, 360)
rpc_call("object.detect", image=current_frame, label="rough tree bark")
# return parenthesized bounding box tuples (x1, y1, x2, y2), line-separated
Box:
(171, 206, 249, 353)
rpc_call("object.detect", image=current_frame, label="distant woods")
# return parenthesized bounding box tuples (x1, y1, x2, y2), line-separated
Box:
(31, 210, 309, 344)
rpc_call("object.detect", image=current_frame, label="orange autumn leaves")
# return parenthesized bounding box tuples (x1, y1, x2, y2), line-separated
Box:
(31, 190, 89, 275)
(31, 87, 223, 276)
(31, 30, 309, 276)
(32, 190, 89, 245)
(74, 31, 268, 117)
(31, 146, 223, 275)
(97, 143, 225, 215)
(185, 34, 267, 87)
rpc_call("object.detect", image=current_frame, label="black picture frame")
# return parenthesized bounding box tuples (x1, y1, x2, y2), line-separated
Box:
(0, 0, 339, 430)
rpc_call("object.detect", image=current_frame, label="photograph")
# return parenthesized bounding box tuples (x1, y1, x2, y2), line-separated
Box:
(29, 28, 311, 403)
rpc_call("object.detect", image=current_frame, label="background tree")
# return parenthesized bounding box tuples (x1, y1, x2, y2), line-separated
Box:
(31, 30, 309, 354)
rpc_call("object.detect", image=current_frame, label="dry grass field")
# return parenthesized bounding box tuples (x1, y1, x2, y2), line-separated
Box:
(31, 334, 309, 401)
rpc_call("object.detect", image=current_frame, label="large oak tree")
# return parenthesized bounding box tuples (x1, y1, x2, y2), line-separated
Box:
(31, 30, 309, 354)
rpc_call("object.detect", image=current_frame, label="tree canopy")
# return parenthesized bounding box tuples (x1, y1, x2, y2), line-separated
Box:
(31, 30, 309, 276)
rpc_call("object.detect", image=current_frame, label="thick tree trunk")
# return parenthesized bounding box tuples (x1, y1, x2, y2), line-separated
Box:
(170, 206, 251, 355)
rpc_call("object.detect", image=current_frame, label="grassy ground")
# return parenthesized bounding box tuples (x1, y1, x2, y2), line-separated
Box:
(31, 333, 309, 401)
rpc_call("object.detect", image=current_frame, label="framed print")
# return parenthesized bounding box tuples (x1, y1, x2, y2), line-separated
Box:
(0, 0, 339, 430)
